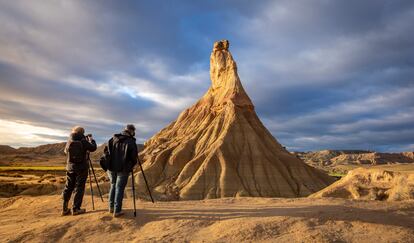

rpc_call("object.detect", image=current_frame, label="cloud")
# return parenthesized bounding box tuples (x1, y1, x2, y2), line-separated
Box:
(0, 0, 413, 151)
(262, 85, 414, 151)
(0, 119, 67, 147)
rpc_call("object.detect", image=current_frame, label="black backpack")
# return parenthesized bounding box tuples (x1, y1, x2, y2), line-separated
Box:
(99, 146, 110, 171)
(68, 140, 84, 163)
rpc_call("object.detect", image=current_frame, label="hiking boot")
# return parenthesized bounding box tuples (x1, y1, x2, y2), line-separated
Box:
(72, 208, 86, 215)
(113, 211, 124, 218)
(61, 200, 71, 216)
(61, 208, 71, 216)
(109, 208, 114, 214)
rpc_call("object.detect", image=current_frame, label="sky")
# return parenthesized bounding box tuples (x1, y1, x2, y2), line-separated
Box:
(0, 0, 413, 152)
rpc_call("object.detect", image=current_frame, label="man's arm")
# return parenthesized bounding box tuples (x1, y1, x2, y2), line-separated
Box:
(83, 139, 97, 152)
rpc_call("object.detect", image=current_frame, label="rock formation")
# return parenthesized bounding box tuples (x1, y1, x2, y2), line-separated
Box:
(136, 40, 334, 200)
(310, 168, 414, 201)
(294, 150, 414, 174)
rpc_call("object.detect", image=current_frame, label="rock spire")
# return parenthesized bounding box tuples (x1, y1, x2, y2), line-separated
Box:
(136, 40, 334, 200)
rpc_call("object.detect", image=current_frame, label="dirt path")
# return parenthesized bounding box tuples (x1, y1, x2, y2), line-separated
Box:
(0, 195, 413, 242)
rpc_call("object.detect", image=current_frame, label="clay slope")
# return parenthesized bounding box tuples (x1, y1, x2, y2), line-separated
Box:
(137, 40, 334, 200)
(310, 168, 414, 201)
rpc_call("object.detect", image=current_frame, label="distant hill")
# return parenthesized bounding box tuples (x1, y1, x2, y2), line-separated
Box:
(0, 142, 144, 166)
(16, 142, 66, 156)
(293, 150, 414, 173)
(0, 143, 66, 166)
(0, 145, 17, 154)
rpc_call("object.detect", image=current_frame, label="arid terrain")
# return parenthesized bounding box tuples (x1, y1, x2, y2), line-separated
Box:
(1, 143, 414, 242)
(0, 143, 67, 166)
(3, 143, 413, 176)
(2, 144, 414, 242)
(0, 40, 413, 242)
(1, 194, 414, 243)
(294, 150, 414, 175)
(311, 168, 414, 201)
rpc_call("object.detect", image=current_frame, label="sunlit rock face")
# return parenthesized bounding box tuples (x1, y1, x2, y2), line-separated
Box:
(136, 40, 334, 200)
(310, 168, 414, 201)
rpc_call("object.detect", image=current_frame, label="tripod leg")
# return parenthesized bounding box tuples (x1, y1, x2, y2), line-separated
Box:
(88, 166, 95, 210)
(137, 156, 154, 203)
(89, 159, 104, 202)
(131, 171, 136, 217)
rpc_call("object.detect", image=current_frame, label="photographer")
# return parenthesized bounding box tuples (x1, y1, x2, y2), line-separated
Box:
(107, 124, 138, 217)
(61, 126, 97, 216)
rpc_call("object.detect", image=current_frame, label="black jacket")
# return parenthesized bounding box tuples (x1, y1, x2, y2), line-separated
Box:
(64, 132, 97, 172)
(108, 131, 138, 173)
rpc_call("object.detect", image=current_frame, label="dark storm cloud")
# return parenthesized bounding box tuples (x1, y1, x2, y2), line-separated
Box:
(0, 0, 413, 151)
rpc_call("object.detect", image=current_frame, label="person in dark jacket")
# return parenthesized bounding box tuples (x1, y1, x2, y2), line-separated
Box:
(107, 124, 138, 217)
(61, 126, 97, 216)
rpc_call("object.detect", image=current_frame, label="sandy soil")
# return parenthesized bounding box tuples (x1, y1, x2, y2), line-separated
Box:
(0, 195, 413, 243)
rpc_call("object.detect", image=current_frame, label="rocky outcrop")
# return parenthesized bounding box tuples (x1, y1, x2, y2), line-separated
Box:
(136, 40, 334, 200)
(310, 168, 414, 201)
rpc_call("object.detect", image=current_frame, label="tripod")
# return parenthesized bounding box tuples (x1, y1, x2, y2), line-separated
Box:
(130, 154, 154, 217)
(137, 155, 154, 203)
(87, 152, 104, 210)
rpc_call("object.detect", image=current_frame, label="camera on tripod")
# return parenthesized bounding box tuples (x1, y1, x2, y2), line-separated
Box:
(86, 134, 93, 141)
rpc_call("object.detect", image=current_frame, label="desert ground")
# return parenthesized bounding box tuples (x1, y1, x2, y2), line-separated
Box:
(0, 167, 413, 242)
(1, 146, 414, 242)
(1, 193, 414, 243)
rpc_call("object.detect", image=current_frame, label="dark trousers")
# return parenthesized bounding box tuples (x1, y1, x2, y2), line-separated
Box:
(108, 171, 129, 213)
(62, 169, 88, 209)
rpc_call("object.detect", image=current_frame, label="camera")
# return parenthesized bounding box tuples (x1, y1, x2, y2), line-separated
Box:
(86, 134, 93, 141)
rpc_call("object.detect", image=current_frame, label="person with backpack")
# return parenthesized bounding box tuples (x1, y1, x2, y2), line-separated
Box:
(61, 126, 97, 216)
(107, 124, 138, 217)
